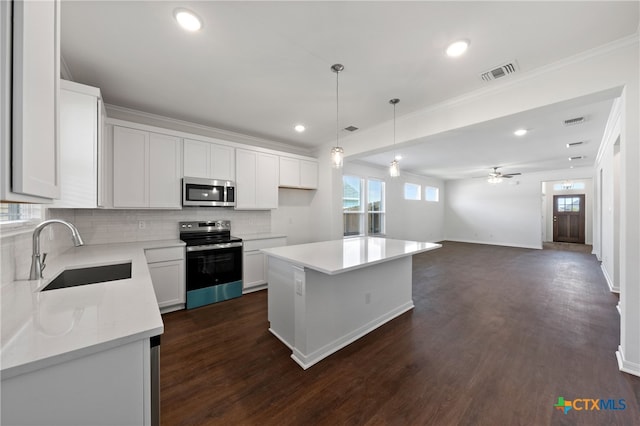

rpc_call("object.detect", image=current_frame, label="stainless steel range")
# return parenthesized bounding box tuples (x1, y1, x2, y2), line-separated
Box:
(179, 220, 243, 309)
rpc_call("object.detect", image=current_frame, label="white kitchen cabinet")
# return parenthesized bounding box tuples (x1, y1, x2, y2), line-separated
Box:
(279, 156, 318, 189)
(183, 138, 235, 181)
(236, 149, 279, 209)
(145, 246, 185, 313)
(54, 80, 105, 208)
(243, 236, 287, 292)
(4, 0, 60, 201)
(112, 126, 181, 209)
(1, 339, 149, 426)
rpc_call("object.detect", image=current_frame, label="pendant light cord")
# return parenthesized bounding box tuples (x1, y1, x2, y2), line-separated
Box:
(335, 69, 339, 149)
(393, 101, 396, 157)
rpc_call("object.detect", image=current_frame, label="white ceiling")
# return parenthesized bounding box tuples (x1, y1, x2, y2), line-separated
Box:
(60, 1, 639, 180)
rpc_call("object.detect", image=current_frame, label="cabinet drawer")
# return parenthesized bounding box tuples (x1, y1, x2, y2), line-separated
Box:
(145, 247, 184, 263)
(243, 237, 287, 252)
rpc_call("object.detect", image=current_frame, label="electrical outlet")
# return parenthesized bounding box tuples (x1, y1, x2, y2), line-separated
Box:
(295, 279, 303, 296)
(138, 220, 146, 229)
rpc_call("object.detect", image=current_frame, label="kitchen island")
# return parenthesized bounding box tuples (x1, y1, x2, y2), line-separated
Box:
(262, 237, 441, 369)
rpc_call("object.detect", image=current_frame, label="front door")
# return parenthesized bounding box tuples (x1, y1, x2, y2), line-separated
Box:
(553, 195, 586, 243)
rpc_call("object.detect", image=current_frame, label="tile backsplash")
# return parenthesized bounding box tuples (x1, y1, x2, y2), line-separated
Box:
(1, 207, 270, 283)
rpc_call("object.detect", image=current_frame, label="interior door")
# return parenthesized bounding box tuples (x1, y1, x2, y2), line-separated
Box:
(553, 195, 586, 243)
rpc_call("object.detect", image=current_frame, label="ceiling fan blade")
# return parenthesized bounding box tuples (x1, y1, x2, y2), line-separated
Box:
(503, 173, 522, 177)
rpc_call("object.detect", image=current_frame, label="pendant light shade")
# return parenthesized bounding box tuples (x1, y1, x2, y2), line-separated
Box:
(330, 64, 345, 168)
(389, 98, 400, 177)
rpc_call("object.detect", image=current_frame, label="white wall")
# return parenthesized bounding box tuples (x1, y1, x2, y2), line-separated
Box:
(444, 168, 594, 249)
(343, 161, 445, 242)
(271, 188, 317, 245)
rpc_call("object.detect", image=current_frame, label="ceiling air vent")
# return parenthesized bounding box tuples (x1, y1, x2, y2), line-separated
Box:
(568, 156, 585, 161)
(344, 125, 359, 132)
(566, 141, 584, 148)
(480, 61, 519, 82)
(563, 116, 585, 126)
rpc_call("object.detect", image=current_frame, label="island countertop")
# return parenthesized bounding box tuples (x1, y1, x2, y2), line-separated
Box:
(0, 240, 183, 379)
(261, 237, 441, 275)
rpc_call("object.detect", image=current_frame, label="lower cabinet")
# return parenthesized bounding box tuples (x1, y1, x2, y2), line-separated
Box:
(145, 246, 185, 313)
(243, 237, 286, 292)
(1, 339, 150, 426)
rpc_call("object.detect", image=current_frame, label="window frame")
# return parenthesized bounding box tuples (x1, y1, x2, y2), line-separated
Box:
(343, 175, 386, 238)
(425, 186, 440, 202)
(404, 182, 422, 201)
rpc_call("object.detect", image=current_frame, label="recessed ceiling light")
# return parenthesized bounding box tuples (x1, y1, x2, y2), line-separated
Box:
(174, 9, 202, 32)
(294, 124, 306, 133)
(514, 129, 528, 136)
(446, 40, 469, 57)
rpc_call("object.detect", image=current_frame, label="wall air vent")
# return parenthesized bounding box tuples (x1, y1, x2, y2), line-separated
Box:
(563, 116, 585, 126)
(566, 141, 585, 148)
(344, 126, 359, 132)
(480, 61, 519, 82)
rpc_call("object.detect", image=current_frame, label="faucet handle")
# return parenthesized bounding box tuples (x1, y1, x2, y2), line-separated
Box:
(41, 253, 47, 271)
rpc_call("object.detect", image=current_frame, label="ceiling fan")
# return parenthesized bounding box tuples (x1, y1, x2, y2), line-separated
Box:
(487, 167, 521, 183)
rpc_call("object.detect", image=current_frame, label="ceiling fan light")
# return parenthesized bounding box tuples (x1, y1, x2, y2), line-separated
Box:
(488, 175, 502, 184)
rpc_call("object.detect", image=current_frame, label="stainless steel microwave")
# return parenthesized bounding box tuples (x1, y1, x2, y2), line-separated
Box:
(182, 177, 235, 207)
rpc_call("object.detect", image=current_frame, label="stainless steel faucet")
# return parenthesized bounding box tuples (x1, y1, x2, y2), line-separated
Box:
(29, 219, 84, 280)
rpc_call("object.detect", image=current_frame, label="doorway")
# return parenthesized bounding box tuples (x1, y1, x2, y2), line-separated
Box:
(553, 194, 586, 243)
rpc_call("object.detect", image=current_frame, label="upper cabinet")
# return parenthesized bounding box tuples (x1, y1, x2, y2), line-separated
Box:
(3, 0, 60, 201)
(112, 126, 181, 209)
(279, 157, 318, 189)
(235, 149, 278, 210)
(54, 80, 105, 208)
(183, 139, 235, 181)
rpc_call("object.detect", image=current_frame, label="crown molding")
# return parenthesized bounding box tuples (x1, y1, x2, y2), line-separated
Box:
(104, 103, 315, 157)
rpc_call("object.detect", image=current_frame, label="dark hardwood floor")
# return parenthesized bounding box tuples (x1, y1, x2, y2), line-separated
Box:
(160, 241, 640, 425)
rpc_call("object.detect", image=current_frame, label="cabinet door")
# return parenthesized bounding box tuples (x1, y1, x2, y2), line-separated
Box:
(299, 160, 318, 189)
(211, 144, 235, 181)
(149, 133, 181, 208)
(243, 251, 266, 289)
(113, 127, 148, 208)
(55, 84, 98, 208)
(279, 157, 299, 187)
(183, 139, 210, 178)
(235, 149, 257, 209)
(11, 0, 60, 199)
(148, 260, 185, 310)
(256, 153, 279, 208)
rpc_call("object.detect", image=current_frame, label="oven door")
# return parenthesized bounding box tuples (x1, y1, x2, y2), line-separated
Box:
(185, 242, 243, 308)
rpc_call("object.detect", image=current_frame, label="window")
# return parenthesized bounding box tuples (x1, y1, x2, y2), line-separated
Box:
(557, 196, 581, 212)
(0, 203, 42, 226)
(367, 179, 385, 235)
(343, 176, 385, 237)
(425, 186, 439, 202)
(553, 182, 586, 191)
(343, 176, 364, 236)
(404, 183, 421, 200)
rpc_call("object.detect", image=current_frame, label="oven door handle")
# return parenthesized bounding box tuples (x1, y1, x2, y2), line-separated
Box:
(186, 242, 243, 252)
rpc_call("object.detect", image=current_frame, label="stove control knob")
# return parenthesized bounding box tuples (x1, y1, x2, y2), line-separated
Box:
(187, 224, 192, 228)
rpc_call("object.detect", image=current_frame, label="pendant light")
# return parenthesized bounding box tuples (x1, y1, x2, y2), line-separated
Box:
(330, 64, 345, 168)
(389, 98, 400, 177)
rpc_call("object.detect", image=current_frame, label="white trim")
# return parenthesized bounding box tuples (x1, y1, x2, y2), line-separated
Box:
(601, 264, 620, 293)
(289, 301, 414, 370)
(268, 327, 293, 350)
(444, 238, 542, 250)
(616, 346, 640, 377)
(596, 97, 623, 165)
(60, 54, 73, 81)
(616, 301, 621, 315)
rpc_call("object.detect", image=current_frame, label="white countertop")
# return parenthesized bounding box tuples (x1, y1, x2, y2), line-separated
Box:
(261, 237, 441, 275)
(0, 240, 184, 379)
(235, 232, 287, 241)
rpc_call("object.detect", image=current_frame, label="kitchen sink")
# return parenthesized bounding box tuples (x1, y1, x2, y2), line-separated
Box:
(41, 262, 132, 291)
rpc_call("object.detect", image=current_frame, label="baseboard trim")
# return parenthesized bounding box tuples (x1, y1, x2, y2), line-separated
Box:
(291, 301, 415, 370)
(444, 238, 542, 250)
(601, 264, 620, 293)
(616, 346, 640, 377)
